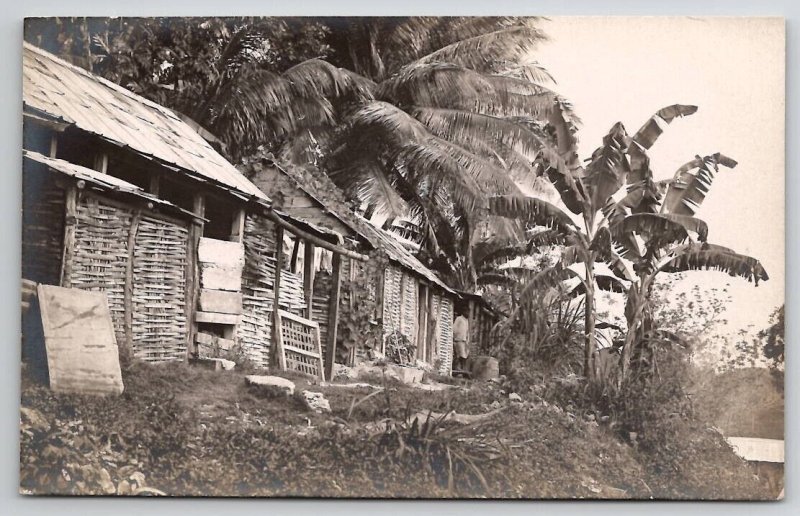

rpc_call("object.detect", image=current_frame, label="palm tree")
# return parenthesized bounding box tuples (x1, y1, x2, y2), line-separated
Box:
(320, 17, 572, 288)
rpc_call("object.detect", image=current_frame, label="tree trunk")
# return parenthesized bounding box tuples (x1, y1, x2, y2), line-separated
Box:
(583, 260, 596, 382)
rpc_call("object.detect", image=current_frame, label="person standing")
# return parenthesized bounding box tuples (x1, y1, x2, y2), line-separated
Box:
(452, 311, 469, 372)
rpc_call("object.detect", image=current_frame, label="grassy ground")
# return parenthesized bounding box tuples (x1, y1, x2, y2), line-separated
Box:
(19, 360, 773, 499)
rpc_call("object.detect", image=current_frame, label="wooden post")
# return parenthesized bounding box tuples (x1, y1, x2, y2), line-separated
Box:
(148, 173, 161, 197)
(93, 153, 108, 174)
(324, 252, 342, 380)
(289, 237, 301, 273)
(272, 225, 285, 370)
(375, 262, 385, 323)
(303, 242, 315, 319)
(230, 207, 245, 243)
(59, 185, 78, 288)
(468, 299, 476, 355)
(185, 193, 205, 360)
(124, 212, 142, 355)
(417, 284, 429, 361)
(49, 134, 58, 158)
(427, 291, 436, 363)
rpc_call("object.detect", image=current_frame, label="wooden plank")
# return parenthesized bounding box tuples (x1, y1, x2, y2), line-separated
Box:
(283, 343, 321, 359)
(59, 185, 78, 288)
(186, 193, 205, 359)
(123, 211, 141, 353)
(37, 284, 124, 395)
(274, 305, 287, 371)
(303, 242, 315, 319)
(200, 266, 242, 292)
(417, 283, 429, 362)
(279, 308, 320, 327)
(324, 253, 342, 381)
(198, 237, 245, 269)
(198, 289, 243, 315)
(194, 311, 241, 325)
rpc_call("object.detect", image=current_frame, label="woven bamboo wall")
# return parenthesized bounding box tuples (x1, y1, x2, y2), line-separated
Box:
(311, 269, 333, 357)
(22, 182, 65, 285)
(382, 265, 403, 338)
(131, 215, 188, 361)
(240, 214, 276, 368)
(239, 214, 307, 369)
(437, 294, 454, 376)
(69, 194, 189, 361)
(70, 195, 133, 345)
(400, 272, 418, 348)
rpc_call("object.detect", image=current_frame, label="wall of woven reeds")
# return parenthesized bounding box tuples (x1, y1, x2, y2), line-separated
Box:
(69, 195, 133, 346)
(67, 193, 189, 361)
(22, 180, 65, 285)
(131, 215, 188, 361)
(437, 294, 454, 376)
(239, 214, 308, 369)
(311, 268, 332, 358)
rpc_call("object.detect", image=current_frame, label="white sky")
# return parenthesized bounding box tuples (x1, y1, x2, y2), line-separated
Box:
(535, 17, 785, 336)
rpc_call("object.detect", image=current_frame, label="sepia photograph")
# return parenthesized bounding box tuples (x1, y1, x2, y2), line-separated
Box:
(18, 15, 784, 499)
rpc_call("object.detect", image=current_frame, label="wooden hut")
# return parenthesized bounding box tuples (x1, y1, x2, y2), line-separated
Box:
(22, 43, 361, 380)
(245, 158, 460, 376)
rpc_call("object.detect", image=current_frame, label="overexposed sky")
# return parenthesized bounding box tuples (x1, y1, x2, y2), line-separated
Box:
(535, 17, 785, 335)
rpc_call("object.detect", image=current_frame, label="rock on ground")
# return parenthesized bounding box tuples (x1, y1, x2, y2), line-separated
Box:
(301, 391, 331, 413)
(245, 375, 295, 396)
(508, 392, 523, 402)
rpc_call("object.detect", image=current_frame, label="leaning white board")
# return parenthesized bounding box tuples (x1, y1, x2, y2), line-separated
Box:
(37, 284, 124, 395)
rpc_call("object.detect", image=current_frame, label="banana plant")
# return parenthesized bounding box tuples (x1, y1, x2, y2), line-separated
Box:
(488, 104, 701, 381)
(606, 151, 769, 379)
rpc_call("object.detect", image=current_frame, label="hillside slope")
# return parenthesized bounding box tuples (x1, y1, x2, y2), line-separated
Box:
(691, 367, 784, 439)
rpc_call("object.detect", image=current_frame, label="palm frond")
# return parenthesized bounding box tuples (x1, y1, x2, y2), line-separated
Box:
(489, 195, 577, 232)
(416, 25, 549, 73)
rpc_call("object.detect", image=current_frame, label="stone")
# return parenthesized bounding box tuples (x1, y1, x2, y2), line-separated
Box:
(469, 356, 500, 381)
(386, 364, 424, 384)
(117, 479, 132, 495)
(245, 375, 296, 396)
(190, 357, 235, 371)
(20, 407, 50, 433)
(332, 363, 356, 381)
(410, 381, 456, 391)
(508, 392, 523, 403)
(301, 391, 331, 413)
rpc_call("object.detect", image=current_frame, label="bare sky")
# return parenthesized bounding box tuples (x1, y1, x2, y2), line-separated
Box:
(535, 17, 785, 337)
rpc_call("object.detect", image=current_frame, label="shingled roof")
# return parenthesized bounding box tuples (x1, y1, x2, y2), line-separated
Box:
(22, 42, 269, 204)
(260, 159, 454, 293)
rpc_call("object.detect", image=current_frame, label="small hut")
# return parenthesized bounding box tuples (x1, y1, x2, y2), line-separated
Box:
(244, 157, 460, 375)
(22, 43, 360, 380)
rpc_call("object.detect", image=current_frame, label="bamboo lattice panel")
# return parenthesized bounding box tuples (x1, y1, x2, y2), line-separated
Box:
(240, 215, 277, 368)
(438, 295, 454, 376)
(131, 215, 188, 362)
(22, 181, 65, 285)
(400, 273, 418, 348)
(278, 310, 324, 380)
(70, 195, 132, 345)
